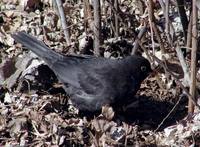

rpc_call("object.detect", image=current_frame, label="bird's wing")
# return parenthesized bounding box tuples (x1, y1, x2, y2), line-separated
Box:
(78, 70, 105, 95)
(70, 64, 115, 111)
(48, 55, 102, 90)
(77, 60, 118, 97)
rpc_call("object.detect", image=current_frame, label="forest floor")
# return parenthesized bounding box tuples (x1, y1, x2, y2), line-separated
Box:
(0, 0, 200, 146)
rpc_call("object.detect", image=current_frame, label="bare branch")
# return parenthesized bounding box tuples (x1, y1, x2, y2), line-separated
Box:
(175, 44, 190, 86)
(55, 0, 71, 45)
(93, 0, 102, 56)
(189, 0, 198, 113)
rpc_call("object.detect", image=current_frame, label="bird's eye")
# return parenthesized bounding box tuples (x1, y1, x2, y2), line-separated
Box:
(141, 66, 147, 72)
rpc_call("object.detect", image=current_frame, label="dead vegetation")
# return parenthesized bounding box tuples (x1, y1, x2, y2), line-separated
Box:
(0, 0, 200, 146)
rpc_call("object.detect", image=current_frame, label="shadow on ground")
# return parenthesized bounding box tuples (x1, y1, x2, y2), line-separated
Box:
(119, 95, 188, 131)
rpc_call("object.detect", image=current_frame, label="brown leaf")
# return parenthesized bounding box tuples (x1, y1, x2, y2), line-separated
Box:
(101, 105, 115, 120)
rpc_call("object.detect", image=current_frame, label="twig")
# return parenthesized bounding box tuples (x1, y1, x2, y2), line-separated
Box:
(147, 0, 155, 54)
(186, 13, 192, 48)
(165, 0, 173, 45)
(138, 41, 166, 89)
(138, 38, 199, 109)
(105, 0, 137, 38)
(84, 0, 93, 31)
(155, 93, 182, 132)
(176, 0, 189, 41)
(93, 0, 102, 56)
(114, 0, 119, 37)
(55, 0, 71, 45)
(158, 0, 171, 44)
(147, 0, 165, 54)
(131, 26, 147, 55)
(175, 44, 190, 86)
(189, 0, 198, 113)
(151, 54, 200, 109)
(137, 38, 198, 108)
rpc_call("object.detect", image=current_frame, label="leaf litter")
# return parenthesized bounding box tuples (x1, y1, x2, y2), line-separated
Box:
(0, 0, 200, 146)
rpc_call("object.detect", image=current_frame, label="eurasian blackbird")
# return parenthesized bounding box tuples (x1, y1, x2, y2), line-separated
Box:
(12, 32, 152, 112)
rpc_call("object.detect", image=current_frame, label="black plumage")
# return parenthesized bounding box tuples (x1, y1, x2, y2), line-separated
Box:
(12, 32, 152, 112)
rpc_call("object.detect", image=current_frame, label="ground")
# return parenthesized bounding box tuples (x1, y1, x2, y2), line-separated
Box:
(0, 0, 200, 146)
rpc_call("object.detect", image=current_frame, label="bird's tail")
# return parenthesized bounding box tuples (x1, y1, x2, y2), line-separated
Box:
(12, 31, 63, 63)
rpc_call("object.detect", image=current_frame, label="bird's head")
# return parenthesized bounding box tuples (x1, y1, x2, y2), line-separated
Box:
(125, 55, 152, 83)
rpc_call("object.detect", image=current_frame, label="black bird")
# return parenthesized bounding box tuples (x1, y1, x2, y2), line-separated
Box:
(12, 32, 152, 112)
